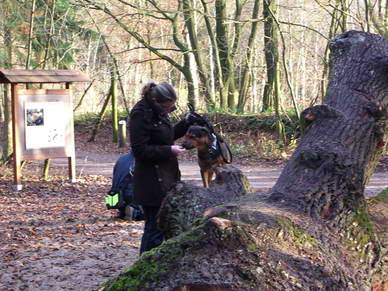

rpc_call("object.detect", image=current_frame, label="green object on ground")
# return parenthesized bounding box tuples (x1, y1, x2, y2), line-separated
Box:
(106, 193, 119, 207)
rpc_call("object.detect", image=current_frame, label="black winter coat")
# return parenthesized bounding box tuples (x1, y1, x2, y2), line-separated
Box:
(129, 98, 189, 207)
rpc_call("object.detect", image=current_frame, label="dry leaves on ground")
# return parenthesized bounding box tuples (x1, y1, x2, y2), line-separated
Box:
(0, 167, 142, 291)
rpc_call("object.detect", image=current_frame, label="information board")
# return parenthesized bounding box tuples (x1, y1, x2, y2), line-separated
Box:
(15, 89, 75, 160)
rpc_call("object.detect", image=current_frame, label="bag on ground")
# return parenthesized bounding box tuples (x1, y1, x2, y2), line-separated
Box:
(106, 151, 144, 221)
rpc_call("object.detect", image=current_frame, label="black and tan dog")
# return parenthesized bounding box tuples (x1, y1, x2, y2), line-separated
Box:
(181, 125, 230, 188)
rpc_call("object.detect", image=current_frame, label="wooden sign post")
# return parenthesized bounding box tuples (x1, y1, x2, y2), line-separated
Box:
(0, 70, 90, 190)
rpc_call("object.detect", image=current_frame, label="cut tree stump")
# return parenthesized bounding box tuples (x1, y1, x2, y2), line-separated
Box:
(102, 31, 388, 291)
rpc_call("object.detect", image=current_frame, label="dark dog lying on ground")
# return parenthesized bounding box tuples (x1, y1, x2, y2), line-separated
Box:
(181, 125, 230, 188)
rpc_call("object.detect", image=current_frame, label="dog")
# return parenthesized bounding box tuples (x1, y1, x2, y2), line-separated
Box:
(181, 125, 229, 188)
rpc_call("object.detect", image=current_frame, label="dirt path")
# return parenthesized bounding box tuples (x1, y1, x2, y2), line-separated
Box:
(54, 151, 387, 197)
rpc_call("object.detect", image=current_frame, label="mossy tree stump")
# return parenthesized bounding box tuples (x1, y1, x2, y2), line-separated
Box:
(102, 31, 388, 291)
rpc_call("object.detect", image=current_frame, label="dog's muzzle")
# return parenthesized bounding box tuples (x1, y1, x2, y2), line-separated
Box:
(181, 142, 195, 150)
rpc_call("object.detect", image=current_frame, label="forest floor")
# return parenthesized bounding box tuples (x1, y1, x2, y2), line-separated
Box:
(0, 125, 387, 291)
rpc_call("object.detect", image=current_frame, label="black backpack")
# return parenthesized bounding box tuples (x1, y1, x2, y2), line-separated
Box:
(106, 152, 144, 221)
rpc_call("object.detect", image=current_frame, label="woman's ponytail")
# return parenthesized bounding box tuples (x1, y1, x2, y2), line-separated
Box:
(141, 81, 177, 103)
(141, 81, 157, 99)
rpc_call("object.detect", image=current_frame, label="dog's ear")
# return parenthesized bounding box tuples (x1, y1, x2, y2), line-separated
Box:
(200, 126, 210, 136)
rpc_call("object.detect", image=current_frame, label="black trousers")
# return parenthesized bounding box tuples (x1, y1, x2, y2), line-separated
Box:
(139, 206, 164, 254)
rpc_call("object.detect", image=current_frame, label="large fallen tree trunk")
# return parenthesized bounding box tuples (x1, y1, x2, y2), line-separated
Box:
(158, 165, 254, 239)
(102, 31, 388, 291)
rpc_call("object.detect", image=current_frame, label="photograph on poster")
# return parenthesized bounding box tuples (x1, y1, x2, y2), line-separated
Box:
(26, 108, 44, 126)
(25, 101, 66, 149)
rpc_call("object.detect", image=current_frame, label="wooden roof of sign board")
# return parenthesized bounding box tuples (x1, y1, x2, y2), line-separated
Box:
(0, 70, 90, 83)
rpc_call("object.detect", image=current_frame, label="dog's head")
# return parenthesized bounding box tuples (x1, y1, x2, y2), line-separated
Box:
(181, 125, 211, 150)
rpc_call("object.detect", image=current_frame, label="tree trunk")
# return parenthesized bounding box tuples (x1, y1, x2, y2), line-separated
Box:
(182, 61, 196, 109)
(321, 0, 346, 102)
(237, 0, 260, 113)
(102, 31, 387, 290)
(339, 0, 349, 32)
(0, 4, 13, 164)
(200, 0, 225, 109)
(385, 0, 388, 29)
(73, 79, 95, 112)
(182, 0, 213, 107)
(215, 0, 231, 109)
(111, 70, 118, 143)
(25, 0, 36, 70)
(41, 0, 56, 69)
(272, 30, 388, 219)
(158, 165, 254, 239)
(364, 0, 371, 32)
(262, 0, 286, 144)
(262, 0, 279, 112)
(88, 87, 112, 142)
(1, 85, 12, 163)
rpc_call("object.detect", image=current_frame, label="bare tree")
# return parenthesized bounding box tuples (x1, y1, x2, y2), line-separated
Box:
(79, 0, 198, 107)
(76, 0, 264, 112)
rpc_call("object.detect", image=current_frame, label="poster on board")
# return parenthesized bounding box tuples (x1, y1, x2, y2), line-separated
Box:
(24, 101, 66, 149)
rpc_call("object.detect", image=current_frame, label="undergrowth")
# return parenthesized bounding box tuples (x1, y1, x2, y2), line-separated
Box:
(74, 111, 301, 161)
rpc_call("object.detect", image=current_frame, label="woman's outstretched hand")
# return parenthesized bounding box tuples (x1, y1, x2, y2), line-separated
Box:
(171, 145, 186, 155)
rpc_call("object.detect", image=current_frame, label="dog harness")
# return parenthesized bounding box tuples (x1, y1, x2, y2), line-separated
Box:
(208, 132, 233, 164)
(187, 104, 233, 164)
(207, 133, 221, 161)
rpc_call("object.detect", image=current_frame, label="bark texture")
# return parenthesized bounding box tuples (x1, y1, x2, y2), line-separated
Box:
(102, 31, 388, 291)
(271, 31, 388, 221)
(158, 165, 254, 239)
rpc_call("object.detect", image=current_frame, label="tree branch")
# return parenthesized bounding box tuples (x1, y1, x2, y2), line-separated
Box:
(279, 21, 328, 40)
(79, 0, 185, 72)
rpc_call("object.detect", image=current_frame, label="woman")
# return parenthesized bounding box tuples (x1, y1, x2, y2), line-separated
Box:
(129, 81, 192, 254)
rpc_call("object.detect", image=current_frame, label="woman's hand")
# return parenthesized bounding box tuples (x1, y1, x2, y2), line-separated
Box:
(171, 145, 186, 155)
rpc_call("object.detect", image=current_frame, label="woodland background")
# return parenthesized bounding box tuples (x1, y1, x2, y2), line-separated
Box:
(0, 1, 387, 290)
(0, 0, 387, 161)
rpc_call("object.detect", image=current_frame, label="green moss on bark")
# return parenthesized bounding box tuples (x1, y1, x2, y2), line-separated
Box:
(103, 226, 206, 291)
(342, 199, 381, 265)
(277, 217, 319, 249)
